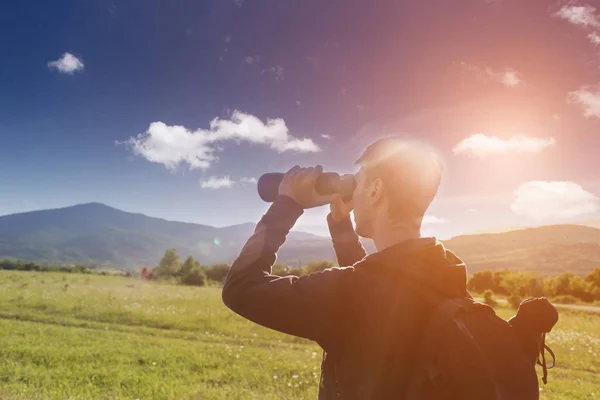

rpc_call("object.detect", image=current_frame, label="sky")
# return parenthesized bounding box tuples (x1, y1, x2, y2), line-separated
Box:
(1, 0, 599, 239)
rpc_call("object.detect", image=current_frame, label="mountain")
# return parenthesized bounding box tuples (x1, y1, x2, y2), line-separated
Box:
(0, 203, 333, 268)
(0, 203, 599, 276)
(468, 218, 600, 235)
(577, 219, 600, 230)
(441, 225, 600, 276)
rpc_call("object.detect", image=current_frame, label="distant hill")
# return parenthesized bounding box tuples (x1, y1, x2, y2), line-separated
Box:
(578, 219, 600, 230)
(0, 203, 333, 268)
(0, 203, 599, 275)
(441, 225, 600, 276)
(469, 219, 600, 235)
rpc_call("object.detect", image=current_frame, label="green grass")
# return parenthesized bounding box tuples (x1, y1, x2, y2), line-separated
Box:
(0, 271, 598, 399)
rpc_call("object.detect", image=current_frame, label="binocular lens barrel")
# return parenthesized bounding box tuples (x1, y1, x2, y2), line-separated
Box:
(257, 172, 355, 202)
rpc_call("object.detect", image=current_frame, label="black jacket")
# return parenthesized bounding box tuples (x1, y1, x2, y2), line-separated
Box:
(222, 195, 469, 399)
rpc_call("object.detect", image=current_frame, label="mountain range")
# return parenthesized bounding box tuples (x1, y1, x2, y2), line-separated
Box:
(0, 203, 599, 276)
(0, 203, 339, 269)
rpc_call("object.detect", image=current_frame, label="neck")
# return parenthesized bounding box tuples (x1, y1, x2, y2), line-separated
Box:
(371, 217, 421, 252)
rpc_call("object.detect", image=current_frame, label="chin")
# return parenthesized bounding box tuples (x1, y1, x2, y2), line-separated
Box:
(355, 222, 372, 239)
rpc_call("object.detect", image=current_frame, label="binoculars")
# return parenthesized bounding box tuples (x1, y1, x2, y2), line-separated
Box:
(257, 171, 356, 203)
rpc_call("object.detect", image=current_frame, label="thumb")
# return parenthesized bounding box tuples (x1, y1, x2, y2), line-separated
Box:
(331, 194, 344, 204)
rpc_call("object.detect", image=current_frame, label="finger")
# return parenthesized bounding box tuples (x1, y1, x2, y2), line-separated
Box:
(299, 166, 314, 181)
(285, 165, 301, 179)
(280, 166, 300, 189)
(309, 165, 322, 182)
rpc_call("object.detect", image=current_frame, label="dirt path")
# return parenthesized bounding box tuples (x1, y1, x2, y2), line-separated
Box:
(474, 297, 600, 313)
(553, 303, 600, 313)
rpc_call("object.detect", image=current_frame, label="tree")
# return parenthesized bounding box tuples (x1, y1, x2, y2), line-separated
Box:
(467, 270, 494, 293)
(492, 270, 513, 295)
(153, 249, 181, 279)
(569, 275, 595, 302)
(204, 263, 231, 284)
(180, 256, 200, 278)
(586, 267, 600, 289)
(547, 273, 574, 297)
(500, 271, 541, 298)
(271, 264, 301, 277)
(180, 266, 207, 286)
(508, 294, 522, 309)
(302, 260, 336, 276)
(483, 290, 497, 307)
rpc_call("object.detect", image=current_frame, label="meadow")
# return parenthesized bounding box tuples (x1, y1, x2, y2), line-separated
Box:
(0, 270, 598, 400)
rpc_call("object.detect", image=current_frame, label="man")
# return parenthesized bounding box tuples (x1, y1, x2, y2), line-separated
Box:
(221, 137, 534, 398)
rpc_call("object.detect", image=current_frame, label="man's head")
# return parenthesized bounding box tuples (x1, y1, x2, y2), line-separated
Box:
(351, 137, 443, 239)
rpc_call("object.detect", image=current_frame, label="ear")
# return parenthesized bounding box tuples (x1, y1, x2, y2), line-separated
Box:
(368, 178, 384, 206)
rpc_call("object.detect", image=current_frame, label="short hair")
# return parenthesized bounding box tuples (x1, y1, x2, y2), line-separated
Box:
(355, 137, 443, 224)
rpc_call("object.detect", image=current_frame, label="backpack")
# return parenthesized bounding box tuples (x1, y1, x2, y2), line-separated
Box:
(405, 292, 558, 400)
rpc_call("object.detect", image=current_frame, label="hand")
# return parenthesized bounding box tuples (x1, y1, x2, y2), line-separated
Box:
(278, 165, 338, 209)
(330, 174, 355, 221)
(330, 195, 354, 222)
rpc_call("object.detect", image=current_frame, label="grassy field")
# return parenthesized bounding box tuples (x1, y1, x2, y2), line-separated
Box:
(0, 271, 598, 399)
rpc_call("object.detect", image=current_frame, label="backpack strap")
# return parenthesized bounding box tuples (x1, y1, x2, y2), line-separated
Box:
(405, 291, 480, 400)
(405, 299, 463, 399)
(404, 279, 497, 400)
(537, 333, 555, 384)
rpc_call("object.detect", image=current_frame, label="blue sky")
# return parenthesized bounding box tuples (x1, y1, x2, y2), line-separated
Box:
(1, 0, 600, 238)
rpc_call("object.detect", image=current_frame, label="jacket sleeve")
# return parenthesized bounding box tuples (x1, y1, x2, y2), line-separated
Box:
(222, 195, 354, 347)
(326, 213, 367, 267)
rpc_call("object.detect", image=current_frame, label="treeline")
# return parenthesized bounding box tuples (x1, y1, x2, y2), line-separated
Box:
(148, 249, 336, 287)
(153, 249, 600, 305)
(0, 259, 93, 274)
(8, 249, 598, 306)
(468, 268, 600, 304)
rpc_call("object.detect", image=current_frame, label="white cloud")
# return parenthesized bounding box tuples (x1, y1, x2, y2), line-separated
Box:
(555, 6, 600, 48)
(47, 53, 84, 74)
(118, 111, 320, 171)
(262, 66, 284, 81)
(555, 4, 600, 29)
(501, 71, 521, 88)
(461, 63, 522, 88)
(320, 134, 332, 139)
(200, 176, 235, 189)
(423, 215, 447, 224)
(511, 181, 599, 221)
(245, 55, 260, 65)
(453, 134, 556, 157)
(240, 177, 258, 184)
(568, 85, 600, 118)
